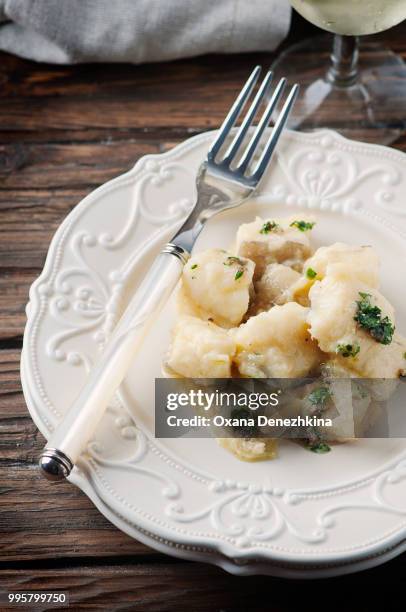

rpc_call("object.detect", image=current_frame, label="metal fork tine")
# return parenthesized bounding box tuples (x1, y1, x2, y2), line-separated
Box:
(208, 65, 261, 161)
(251, 84, 299, 182)
(236, 77, 286, 174)
(221, 70, 273, 165)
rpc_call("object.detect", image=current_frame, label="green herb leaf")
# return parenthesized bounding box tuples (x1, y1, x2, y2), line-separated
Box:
(308, 442, 331, 454)
(308, 386, 332, 406)
(223, 256, 246, 281)
(336, 343, 361, 358)
(354, 292, 394, 345)
(191, 264, 198, 270)
(306, 267, 317, 279)
(259, 220, 280, 234)
(290, 220, 316, 232)
(224, 256, 245, 267)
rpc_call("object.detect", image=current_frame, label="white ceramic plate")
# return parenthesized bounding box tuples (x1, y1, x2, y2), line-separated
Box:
(21, 129, 406, 578)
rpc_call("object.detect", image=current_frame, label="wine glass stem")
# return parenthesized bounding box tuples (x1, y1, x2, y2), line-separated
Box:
(327, 35, 359, 87)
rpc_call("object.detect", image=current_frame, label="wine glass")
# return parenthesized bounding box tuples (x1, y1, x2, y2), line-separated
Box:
(271, 0, 406, 144)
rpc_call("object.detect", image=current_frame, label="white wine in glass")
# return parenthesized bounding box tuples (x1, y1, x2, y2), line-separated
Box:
(290, 0, 406, 35)
(271, 0, 406, 143)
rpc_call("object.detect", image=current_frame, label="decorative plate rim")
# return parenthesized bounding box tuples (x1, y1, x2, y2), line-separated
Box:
(21, 128, 406, 574)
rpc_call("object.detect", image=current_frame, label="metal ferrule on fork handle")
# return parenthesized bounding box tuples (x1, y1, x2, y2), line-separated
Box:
(39, 448, 74, 481)
(161, 243, 190, 265)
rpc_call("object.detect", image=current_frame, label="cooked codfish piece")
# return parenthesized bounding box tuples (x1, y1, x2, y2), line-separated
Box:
(313, 372, 390, 441)
(308, 264, 405, 378)
(356, 332, 406, 379)
(217, 437, 277, 461)
(249, 263, 301, 315)
(257, 263, 301, 306)
(305, 242, 379, 287)
(181, 249, 255, 328)
(320, 359, 358, 379)
(232, 302, 322, 378)
(291, 243, 380, 307)
(235, 216, 314, 278)
(321, 358, 400, 401)
(167, 316, 236, 378)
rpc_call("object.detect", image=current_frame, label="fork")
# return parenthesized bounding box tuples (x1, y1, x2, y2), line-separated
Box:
(39, 66, 299, 480)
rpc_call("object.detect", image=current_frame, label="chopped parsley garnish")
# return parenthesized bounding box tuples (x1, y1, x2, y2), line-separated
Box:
(259, 220, 280, 234)
(191, 264, 198, 270)
(306, 267, 317, 279)
(290, 220, 316, 232)
(308, 442, 331, 454)
(223, 256, 246, 281)
(336, 343, 360, 358)
(353, 381, 368, 399)
(224, 256, 245, 267)
(354, 292, 394, 345)
(308, 386, 332, 407)
(231, 407, 259, 437)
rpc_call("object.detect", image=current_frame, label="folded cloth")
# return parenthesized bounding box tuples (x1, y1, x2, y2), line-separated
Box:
(0, 0, 291, 64)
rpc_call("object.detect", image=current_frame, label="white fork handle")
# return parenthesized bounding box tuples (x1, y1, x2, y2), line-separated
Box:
(40, 247, 187, 478)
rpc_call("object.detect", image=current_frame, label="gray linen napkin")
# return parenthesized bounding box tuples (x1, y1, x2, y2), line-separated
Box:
(0, 0, 291, 64)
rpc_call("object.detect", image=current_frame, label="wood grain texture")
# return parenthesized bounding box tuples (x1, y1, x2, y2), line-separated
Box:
(0, 10, 405, 609)
(0, 350, 151, 561)
(0, 558, 405, 611)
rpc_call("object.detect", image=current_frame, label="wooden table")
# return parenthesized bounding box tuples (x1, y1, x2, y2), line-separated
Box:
(1, 13, 406, 610)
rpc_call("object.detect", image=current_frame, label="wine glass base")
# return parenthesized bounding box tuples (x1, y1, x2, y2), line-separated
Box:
(271, 35, 406, 145)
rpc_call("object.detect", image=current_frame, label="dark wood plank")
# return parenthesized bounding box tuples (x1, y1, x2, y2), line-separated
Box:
(0, 350, 152, 561)
(0, 54, 272, 133)
(0, 142, 160, 189)
(0, 557, 405, 611)
(0, 272, 34, 340)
